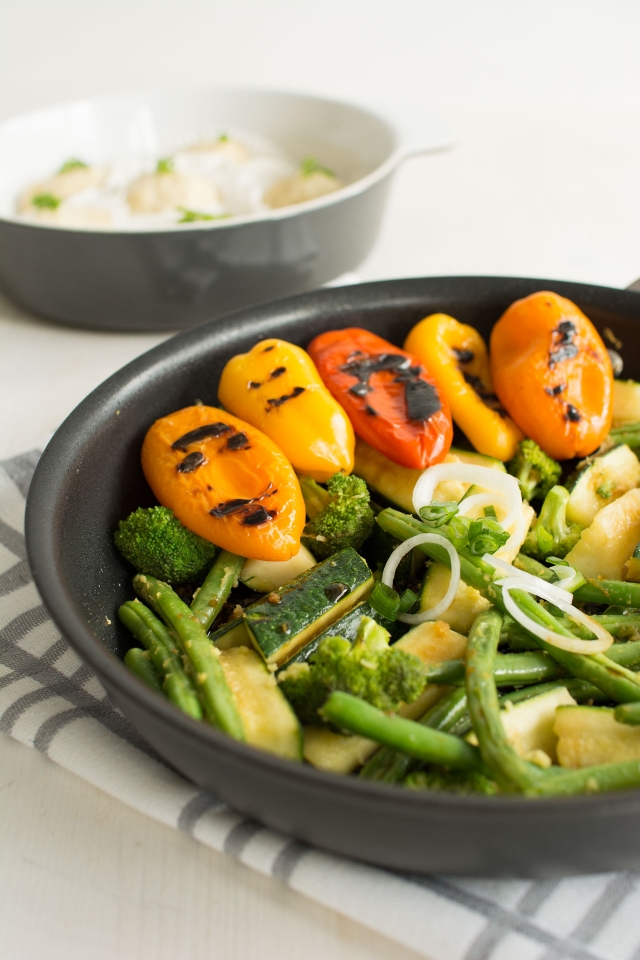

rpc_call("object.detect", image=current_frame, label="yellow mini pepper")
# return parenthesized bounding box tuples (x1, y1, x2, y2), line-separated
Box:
(218, 338, 355, 482)
(404, 313, 523, 461)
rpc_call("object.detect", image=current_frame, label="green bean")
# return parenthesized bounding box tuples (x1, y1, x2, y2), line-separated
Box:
(465, 608, 542, 792)
(190, 550, 244, 630)
(359, 687, 468, 783)
(118, 600, 203, 719)
(322, 691, 485, 772)
(133, 574, 245, 739)
(614, 702, 640, 725)
(123, 646, 164, 692)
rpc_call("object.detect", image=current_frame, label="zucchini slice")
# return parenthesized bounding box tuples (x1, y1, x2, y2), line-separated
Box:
(240, 545, 316, 593)
(555, 705, 640, 767)
(449, 447, 507, 471)
(218, 646, 302, 760)
(567, 444, 640, 527)
(565, 488, 640, 580)
(281, 600, 406, 668)
(468, 686, 576, 764)
(613, 379, 640, 426)
(210, 615, 251, 650)
(244, 547, 373, 667)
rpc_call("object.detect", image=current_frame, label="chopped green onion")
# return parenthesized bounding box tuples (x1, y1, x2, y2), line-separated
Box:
(419, 501, 459, 526)
(156, 157, 175, 174)
(32, 193, 60, 210)
(58, 158, 88, 174)
(398, 588, 419, 615)
(300, 156, 336, 178)
(547, 556, 569, 566)
(483, 504, 498, 519)
(218, 132, 229, 142)
(369, 581, 400, 621)
(449, 515, 471, 549)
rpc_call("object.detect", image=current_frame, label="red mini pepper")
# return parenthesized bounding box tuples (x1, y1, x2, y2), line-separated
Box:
(307, 328, 453, 469)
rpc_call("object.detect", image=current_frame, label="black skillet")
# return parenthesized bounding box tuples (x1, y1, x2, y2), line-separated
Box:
(24, 276, 640, 877)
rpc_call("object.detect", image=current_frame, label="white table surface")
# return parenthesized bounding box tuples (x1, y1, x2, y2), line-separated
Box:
(3, 2, 640, 957)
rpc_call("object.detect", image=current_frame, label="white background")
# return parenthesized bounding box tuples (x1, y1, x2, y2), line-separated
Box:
(2, 2, 640, 957)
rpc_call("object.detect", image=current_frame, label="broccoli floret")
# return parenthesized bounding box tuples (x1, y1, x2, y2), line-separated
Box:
(404, 769, 498, 796)
(114, 506, 218, 584)
(521, 485, 583, 561)
(278, 616, 425, 725)
(507, 439, 562, 502)
(299, 472, 374, 560)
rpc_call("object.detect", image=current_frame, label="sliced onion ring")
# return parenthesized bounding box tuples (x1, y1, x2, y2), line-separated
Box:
(483, 554, 574, 605)
(413, 463, 522, 530)
(381, 533, 460, 625)
(496, 576, 613, 655)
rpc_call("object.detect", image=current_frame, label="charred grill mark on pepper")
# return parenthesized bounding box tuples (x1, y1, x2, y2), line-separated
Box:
(177, 451, 206, 473)
(463, 372, 507, 416)
(267, 386, 305, 408)
(226, 432, 250, 451)
(262, 345, 275, 353)
(549, 319, 579, 367)
(248, 380, 261, 389)
(270, 366, 286, 379)
(453, 348, 475, 364)
(403, 379, 442, 421)
(545, 383, 567, 396)
(241, 506, 277, 526)
(340, 351, 440, 423)
(209, 483, 278, 520)
(565, 403, 582, 422)
(171, 422, 233, 451)
(348, 382, 372, 397)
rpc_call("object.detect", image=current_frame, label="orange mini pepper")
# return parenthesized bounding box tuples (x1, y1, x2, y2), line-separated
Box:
(404, 313, 524, 461)
(489, 291, 613, 460)
(141, 405, 304, 561)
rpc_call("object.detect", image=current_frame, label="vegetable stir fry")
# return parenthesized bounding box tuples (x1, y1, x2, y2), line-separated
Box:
(115, 289, 640, 798)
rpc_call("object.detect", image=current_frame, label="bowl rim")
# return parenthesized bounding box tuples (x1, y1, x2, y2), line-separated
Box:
(24, 275, 640, 821)
(0, 85, 405, 236)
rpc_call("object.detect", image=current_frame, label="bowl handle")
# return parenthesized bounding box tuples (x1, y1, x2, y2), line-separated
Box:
(392, 111, 457, 161)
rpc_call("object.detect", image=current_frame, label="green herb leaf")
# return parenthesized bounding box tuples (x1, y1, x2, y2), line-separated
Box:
(448, 515, 471, 550)
(156, 157, 175, 174)
(218, 133, 229, 142)
(177, 208, 231, 223)
(31, 193, 60, 210)
(483, 504, 498, 519)
(300, 155, 336, 178)
(58, 158, 88, 174)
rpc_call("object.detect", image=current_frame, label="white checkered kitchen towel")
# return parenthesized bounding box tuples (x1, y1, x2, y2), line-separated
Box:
(2, 449, 640, 960)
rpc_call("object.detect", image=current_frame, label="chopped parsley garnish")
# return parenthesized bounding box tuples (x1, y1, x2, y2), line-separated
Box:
(300, 156, 336, 178)
(32, 193, 60, 210)
(156, 157, 175, 174)
(177, 208, 231, 223)
(58, 158, 88, 174)
(218, 133, 229, 142)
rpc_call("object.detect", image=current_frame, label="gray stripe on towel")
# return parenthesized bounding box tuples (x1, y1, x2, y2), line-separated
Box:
(272, 840, 309, 884)
(177, 790, 225, 834)
(0, 451, 41, 499)
(400, 875, 602, 960)
(223, 819, 263, 858)
(0, 518, 27, 561)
